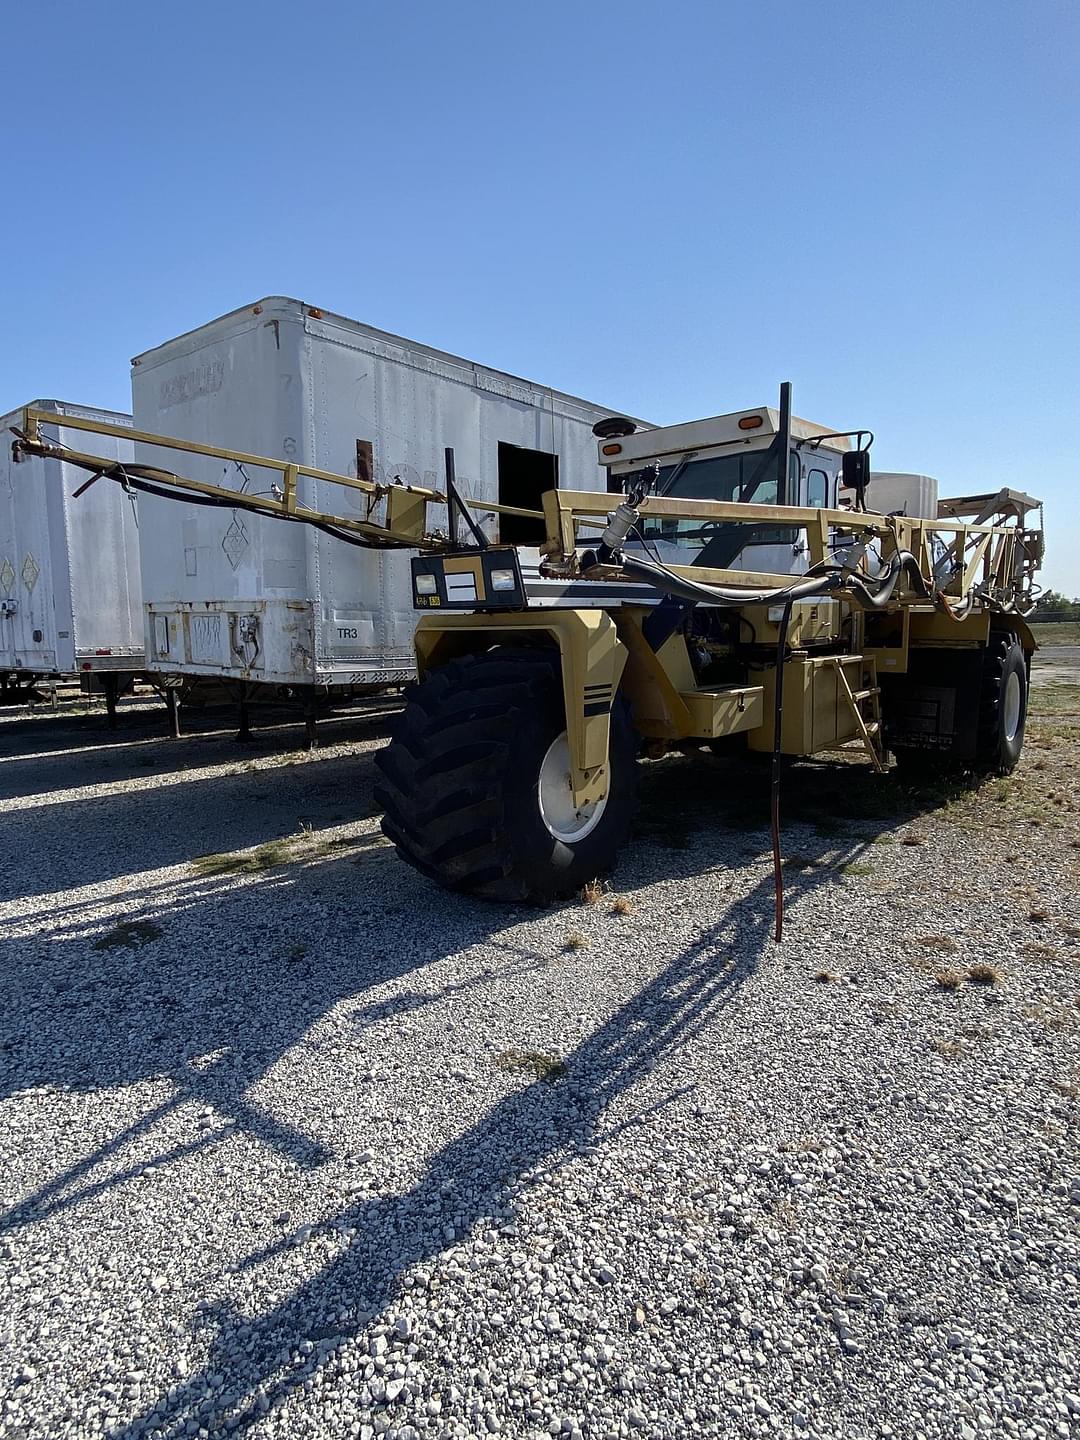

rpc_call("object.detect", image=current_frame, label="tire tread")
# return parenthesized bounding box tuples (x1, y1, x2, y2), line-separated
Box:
(374, 648, 635, 901)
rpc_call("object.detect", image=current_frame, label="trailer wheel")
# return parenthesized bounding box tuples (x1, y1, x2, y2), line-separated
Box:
(374, 647, 638, 901)
(975, 631, 1027, 774)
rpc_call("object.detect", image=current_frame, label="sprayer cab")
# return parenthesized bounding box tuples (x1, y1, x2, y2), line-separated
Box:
(593, 399, 858, 579)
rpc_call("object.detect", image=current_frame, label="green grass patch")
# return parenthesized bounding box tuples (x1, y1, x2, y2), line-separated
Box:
(494, 1049, 568, 1083)
(1028, 621, 1080, 646)
(315, 836, 365, 856)
(1029, 683, 1080, 718)
(191, 839, 293, 877)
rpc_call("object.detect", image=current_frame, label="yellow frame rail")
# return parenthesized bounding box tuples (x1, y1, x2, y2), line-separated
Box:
(11, 406, 1040, 608)
(541, 489, 1040, 604)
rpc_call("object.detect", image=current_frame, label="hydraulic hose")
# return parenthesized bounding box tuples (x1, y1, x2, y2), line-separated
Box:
(935, 592, 977, 622)
(623, 542, 941, 614)
(118, 473, 393, 549)
(840, 550, 932, 609)
(620, 553, 841, 608)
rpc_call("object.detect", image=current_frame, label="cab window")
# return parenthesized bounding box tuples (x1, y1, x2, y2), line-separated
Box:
(806, 468, 829, 508)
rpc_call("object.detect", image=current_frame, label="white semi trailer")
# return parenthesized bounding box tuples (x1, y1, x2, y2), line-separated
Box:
(0, 400, 142, 716)
(129, 297, 647, 735)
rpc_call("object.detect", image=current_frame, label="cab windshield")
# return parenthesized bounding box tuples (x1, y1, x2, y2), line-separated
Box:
(645, 449, 780, 506)
(629, 449, 796, 562)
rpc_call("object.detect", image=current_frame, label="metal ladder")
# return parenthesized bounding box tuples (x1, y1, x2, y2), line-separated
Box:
(836, 657, 885, 772)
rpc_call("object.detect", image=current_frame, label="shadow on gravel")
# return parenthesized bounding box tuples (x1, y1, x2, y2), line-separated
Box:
(0, 699, 401, 804)
(0, 743, 406, 906)
(0, 732, 968, 1438)
(628, 747, 976, 871)
(91, 860, 851, 1440)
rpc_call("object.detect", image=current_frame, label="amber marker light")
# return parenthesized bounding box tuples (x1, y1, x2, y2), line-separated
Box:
(738, 415, 765, 430)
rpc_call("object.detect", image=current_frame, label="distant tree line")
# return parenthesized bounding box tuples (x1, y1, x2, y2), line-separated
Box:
(1030, 590, 1080, 622)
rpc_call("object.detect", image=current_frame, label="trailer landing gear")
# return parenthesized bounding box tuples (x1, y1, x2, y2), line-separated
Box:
(304, 692, 320, 751)
(165, 687, 182, 739)
(236, 686, 254, 744)
(103, 674, 120, 730)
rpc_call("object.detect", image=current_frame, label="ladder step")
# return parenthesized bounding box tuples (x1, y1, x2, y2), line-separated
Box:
(851, 687, 880, 701)
(840, 722, 881, 742)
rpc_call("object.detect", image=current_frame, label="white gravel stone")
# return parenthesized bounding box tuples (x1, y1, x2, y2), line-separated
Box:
(0, 687, 1076, 1440)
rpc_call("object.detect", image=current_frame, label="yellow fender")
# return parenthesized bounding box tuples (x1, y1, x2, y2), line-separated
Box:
(413, 609, 627, 808)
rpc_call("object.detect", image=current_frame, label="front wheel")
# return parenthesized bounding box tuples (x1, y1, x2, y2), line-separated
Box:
(374, 648, 638, 901)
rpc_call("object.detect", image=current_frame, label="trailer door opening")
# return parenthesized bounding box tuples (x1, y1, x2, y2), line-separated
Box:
(497, 442, 557, 544)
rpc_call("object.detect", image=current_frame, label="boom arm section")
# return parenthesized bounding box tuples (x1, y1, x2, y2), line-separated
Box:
(540, 487, 1042, 616)
(10, 406, 540, 552)
(9, 406, 1042, 615)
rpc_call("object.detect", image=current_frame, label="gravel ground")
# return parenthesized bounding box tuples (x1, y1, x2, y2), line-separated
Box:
(0, 668, 1077, 1440)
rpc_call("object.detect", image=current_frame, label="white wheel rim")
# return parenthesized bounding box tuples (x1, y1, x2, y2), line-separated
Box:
(1003, 669, 1022, 742)
(537, 731, 608, 843)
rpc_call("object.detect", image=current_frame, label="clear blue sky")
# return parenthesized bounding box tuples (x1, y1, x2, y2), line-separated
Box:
(3, 1, 1077, 593)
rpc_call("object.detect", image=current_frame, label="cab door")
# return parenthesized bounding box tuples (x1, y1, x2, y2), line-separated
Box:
(724, 449, 807, 577)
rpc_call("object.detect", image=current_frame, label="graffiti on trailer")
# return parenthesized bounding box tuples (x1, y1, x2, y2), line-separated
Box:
(159, 360, 225, 409)
(189, 613, 222, 664)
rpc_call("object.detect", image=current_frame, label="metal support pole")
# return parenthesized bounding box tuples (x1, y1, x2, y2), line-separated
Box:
(165, 686, 181, 740)
(444, 447, 488, 549)
(236, 685, 253, 744)
(770, 598, 795, 943)
(103, 673, 120, 730)
(445, 448, 459, 547)
(304, 691, 319, 751)
(777, 380, 793, 505)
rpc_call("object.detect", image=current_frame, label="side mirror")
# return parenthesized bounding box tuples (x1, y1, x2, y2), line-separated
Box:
(841, 449, 871, 495)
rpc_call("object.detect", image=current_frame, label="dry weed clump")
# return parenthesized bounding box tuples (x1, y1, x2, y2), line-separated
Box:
(932, 1037, 965, 1059)
(935, 971, 964, 990)
(967, 963, 1002, 986)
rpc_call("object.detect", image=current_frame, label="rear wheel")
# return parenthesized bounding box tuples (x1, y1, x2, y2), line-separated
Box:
(975, 631, 1027, 774)
(374, 648, 638, 901)
(891, 631, 1028, 778)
